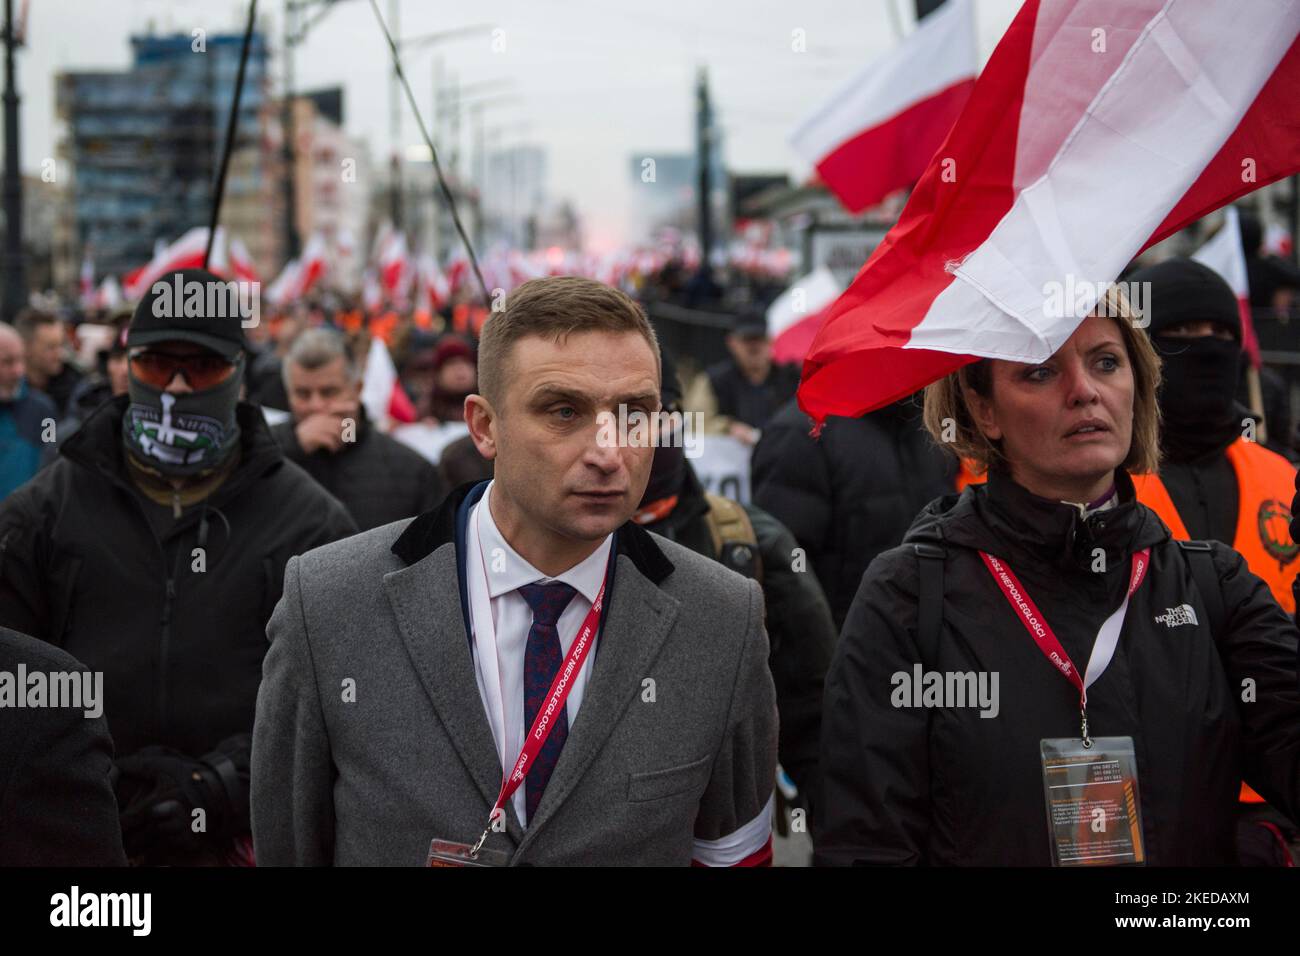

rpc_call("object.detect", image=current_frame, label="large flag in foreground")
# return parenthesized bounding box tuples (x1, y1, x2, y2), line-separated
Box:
(790, 0, 976, 213)
(798, 0, 1300, 426)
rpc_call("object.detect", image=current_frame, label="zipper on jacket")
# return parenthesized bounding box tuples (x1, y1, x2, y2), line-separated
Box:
(104, 464, 181, 744)
(156, 546, 183, 737)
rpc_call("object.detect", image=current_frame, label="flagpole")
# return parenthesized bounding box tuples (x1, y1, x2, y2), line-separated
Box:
(205, 0, 259, 271)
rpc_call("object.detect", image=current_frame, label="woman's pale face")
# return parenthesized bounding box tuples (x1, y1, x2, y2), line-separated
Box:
(967, 314, 1135, 502)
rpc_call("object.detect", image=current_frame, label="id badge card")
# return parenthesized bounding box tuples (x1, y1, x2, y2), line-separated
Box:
(426, 838, 510, 868)
(1039, 736, 1145, 867)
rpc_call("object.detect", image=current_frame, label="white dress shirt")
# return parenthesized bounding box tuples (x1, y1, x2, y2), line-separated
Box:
(464, 481, 774, 862)
(464, 481, 612, 826)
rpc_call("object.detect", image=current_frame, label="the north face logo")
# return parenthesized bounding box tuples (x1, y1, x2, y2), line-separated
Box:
(1154, 604, 1198, 627)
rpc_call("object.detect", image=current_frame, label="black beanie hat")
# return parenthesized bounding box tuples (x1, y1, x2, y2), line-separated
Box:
(1125, 257, 1240, 341)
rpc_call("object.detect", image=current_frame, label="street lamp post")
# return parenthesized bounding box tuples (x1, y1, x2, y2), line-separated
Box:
(281, 2, 300, 260)
(388, 24, 495, 256)
(3, 0, 24, 322)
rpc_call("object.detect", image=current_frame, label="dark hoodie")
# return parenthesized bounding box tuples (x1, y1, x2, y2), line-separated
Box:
(817, 469, 1300, 865)
(0, 394, 356, 763)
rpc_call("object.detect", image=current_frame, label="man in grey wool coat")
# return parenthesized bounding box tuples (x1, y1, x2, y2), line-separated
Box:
(252, 276, 778, 866)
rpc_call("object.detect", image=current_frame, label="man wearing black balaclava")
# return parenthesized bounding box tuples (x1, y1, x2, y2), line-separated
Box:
(1129, 257, 1297, 613)
(0, 268, 356, 865)
(1128, 256, 1299, 866)
(636, 345, 836, 830)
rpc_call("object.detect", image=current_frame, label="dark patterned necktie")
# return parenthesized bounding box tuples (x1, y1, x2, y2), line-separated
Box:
(518, 581, 578, 825)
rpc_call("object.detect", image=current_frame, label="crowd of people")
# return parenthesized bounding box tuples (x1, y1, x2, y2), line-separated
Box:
(0, 233, 1297, 866)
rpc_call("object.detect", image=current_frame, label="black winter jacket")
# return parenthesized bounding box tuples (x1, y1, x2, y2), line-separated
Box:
(0, 625, 126, 865)
(645, 465, 836, 806)
(817, 469, 1300, 866)
(704, 358, 801, 430)
(0, 395, 357, 766)
(753, 396, 955, 629)
(271, 410, 448, 532)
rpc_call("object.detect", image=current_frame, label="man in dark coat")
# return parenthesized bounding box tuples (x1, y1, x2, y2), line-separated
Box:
(272, 327, 447, 531)
(0, 625, 126, 865)
(752, 395, 956, 629)
(0, 269, 357, 865)
(685, 310, 801, 445)
(15, 310, 84, 419)
(637, 348, 835, 816)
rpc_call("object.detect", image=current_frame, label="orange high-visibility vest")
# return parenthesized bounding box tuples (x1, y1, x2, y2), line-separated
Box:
(956, 458, 986, 492)
(1134, 438, 1297, 805)
(1133, 439, 1296, 615)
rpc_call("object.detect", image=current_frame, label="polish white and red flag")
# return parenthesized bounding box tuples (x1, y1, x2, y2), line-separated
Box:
(378, 232, 412, 301)
(229, 236, 260, 284)
(790, 0, 976, 213)
(445, 255, 470, 296)
(361, 268, 383, 314)
(122, 227, 214, 300)
(415, 255, 451, 312)
(361, 336, 417, 429)
(1192, 205, 1260, 367)
(265, 233, 329, 305)
(798, 0, 1300, 426)
(766, 267, 844, 365)
(93, 276, 123, 311)
(264, 259, 302, 307)
(296, 232, 329, 297)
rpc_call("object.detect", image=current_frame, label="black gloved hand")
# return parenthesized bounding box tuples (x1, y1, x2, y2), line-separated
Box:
(113, 746, 239, 863)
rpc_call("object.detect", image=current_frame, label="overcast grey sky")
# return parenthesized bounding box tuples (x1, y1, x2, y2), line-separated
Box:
(14, 0, 1023, 251)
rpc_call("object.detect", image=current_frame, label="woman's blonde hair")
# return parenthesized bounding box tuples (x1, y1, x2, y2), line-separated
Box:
(922, 286, 1162, 476)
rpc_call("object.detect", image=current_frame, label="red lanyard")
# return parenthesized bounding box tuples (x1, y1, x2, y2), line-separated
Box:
(471, 565, 608, 856)
(979, 548, 1149, 744)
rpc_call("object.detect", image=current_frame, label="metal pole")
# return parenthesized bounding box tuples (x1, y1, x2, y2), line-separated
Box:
(388, 0, 401, 227)
(449, 71, 461, 180)
(473, 103, 484, 250)
(3, 0, 24, 321)
(205, 0, 258, 270)
(695, 66, 713, 270)
(432, 55, 443, 259)
(281, 0, 300, 260)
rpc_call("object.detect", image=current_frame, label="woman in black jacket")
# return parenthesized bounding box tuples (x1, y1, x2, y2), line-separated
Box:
(817, 298, 1300, 866)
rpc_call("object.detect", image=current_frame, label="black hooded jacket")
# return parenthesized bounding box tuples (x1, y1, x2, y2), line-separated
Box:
(817, 469, 1300, 866)
(0, 395, 357, 765)
(753, 396, 955, 628)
